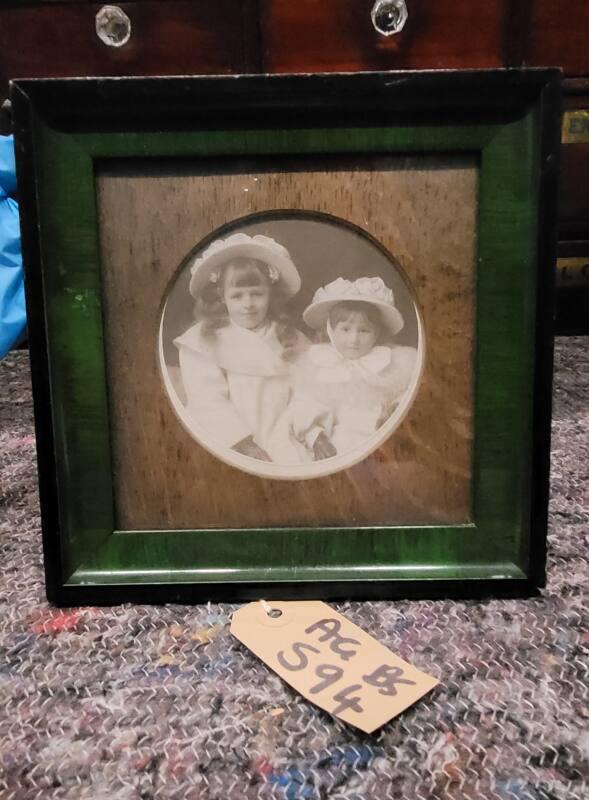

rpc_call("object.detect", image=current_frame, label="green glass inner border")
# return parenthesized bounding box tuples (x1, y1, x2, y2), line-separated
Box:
(33, 112, 539, 587)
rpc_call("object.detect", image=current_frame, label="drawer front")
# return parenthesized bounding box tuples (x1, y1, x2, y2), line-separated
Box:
(0, 2, 247, 94)
(260, 0, 512, 73)
(527, 1, 589, 76)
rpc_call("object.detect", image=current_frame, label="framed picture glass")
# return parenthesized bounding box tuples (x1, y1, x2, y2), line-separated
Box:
(11, 70, 560, 604)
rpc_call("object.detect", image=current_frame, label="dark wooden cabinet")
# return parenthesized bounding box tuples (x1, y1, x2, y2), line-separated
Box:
(4, 1, 589, 83)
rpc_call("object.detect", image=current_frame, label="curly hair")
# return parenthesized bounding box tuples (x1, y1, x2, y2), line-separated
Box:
(195, 257, 299, 359)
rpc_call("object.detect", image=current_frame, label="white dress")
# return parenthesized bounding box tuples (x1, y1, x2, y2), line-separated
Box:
(290, 343, 418, 456)
(174, 320, 310, 464)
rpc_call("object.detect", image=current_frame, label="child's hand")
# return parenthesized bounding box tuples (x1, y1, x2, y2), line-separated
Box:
(233, 436, 272, 461)
(313, 431, 337, 461)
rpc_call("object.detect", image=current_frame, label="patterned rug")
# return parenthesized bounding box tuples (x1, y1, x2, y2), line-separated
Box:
(0, 339, 587, 800)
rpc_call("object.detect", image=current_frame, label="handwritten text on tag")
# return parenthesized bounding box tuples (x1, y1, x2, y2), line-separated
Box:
(231, 601, 439, 733)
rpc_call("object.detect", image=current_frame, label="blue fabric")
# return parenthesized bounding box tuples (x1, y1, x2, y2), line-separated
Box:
(0, 135, 25, 358)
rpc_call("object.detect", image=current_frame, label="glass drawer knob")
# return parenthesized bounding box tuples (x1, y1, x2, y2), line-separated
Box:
(371, 0, 408, 36)
(96, 5, 132, 48)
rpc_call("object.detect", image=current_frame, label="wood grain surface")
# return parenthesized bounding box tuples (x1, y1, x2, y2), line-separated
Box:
(0, 2, 247, 95)
(526, 0, 589, 76)
(259, 0, 509, 73)
(97, 155, 477, 530)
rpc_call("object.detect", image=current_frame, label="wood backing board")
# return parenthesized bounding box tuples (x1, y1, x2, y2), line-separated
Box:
(96, 155, 477, 530)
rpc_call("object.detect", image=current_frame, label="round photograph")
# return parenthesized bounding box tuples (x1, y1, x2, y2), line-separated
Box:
(159, 211, 425, 479)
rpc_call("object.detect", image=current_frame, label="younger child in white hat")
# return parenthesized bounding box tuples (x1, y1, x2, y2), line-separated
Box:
(291, 276, 418, 459)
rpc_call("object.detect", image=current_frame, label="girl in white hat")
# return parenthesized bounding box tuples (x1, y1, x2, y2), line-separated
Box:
(174, 233, 310, 464)
(291, 276, 418, 459)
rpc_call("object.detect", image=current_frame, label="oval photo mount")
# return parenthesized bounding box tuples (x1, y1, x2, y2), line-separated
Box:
(159, 212, 425, 480)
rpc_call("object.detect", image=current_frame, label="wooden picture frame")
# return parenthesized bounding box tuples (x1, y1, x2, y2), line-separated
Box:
(11, 70, 560, 606)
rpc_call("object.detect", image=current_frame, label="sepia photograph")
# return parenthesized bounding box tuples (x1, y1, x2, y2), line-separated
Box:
(159, 214, 424, 480)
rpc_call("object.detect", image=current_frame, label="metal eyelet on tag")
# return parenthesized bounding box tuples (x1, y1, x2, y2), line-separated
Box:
(254, 600, 294, 628)
(260, 599, 282, 618)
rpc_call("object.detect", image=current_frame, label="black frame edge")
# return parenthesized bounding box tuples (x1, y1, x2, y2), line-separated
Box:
(52, 579, 540, 609)
(528, 70, 563, 588)
(10, 82, 63, 604)
(10, 69, 562, 130)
